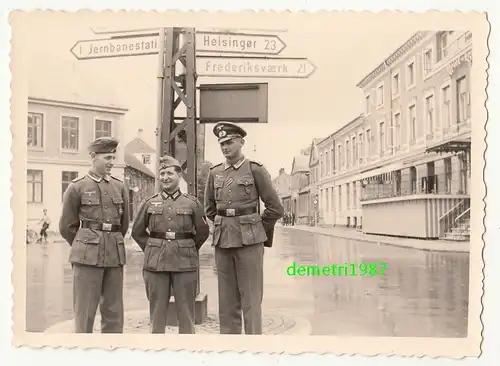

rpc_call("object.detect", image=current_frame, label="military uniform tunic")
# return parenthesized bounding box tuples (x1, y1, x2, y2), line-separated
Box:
(132, 189, 209, 333)
(204, 157, 284, 334)
(59, 170, 130, 333)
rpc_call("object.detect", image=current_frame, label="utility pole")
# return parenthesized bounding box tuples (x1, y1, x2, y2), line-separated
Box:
(155, 27, 207, 325)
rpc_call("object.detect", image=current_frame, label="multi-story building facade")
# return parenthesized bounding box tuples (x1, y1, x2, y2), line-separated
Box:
(307, 138, 322, 225)
(354, 30, 472, 240)
(272, 168, 292, 213)
(290, 155, 310, 224)
(316, 134, 335, 226)
(331, 115, 366, 229)
(27, 97, 127, 228)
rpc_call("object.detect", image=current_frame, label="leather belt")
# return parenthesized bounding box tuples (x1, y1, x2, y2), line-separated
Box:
(217, 207, 258, 217)
(81, 220, 121, 232)
(150, 231, 195, 240)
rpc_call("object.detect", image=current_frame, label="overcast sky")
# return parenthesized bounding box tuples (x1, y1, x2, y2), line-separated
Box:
(27, 15, 416, 178)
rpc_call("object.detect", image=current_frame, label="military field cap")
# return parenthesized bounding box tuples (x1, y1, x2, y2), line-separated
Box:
(159, 155, 182, 171)
(88, 137, 119, 154)
(213, 121, 247, 144)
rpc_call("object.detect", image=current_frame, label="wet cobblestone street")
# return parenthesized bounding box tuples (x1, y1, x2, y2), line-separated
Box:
(26, 227, 469, 337)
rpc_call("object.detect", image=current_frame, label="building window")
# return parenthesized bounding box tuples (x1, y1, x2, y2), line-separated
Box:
(142, 154, 151, 164)
(337, 145, 342, 170)
(425, 95, 435, 136)
(61, 116, 79, 151)
(325, 188, 329, 211)
(410, 167, 417, 194)
(457, 76, 470, 123)
(339, 185, 342, 211)
(442, 85, 451, 128)
(330, 147, 334, 173)
(359, 133, 364, 162)
(379, 121, 385, 155)
(392, 73, 400, 96)
(346, 141, 350, 168)
(423, 48, 433, 76)
(27, 112, 43, 149)
(320, 153, 324, 177)
(62, 171, 78, 200)
(346, 183, 350, 209)
(352, 136, 357, 165)
(326, 151, 331, 175)
(407, 61, 415, 88)
(365, 94, 371, 114)
(353, 182, 357, 209)
(409, 104, 416, 142)
(27, 169, 43, 203)
(394, 112, 401, 148)
(377, 85, 384, 107)
(440, 32, 449, 59)
(366, 129, 372, 156)
(95, 119, 112, 139)
(444, 157, 452, 193)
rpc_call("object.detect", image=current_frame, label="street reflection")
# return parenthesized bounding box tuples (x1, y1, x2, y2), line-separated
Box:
(26, 228, 469, 337)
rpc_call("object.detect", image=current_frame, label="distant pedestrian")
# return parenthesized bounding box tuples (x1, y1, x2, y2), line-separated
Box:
(132, 155, 209, 334)
(291, 212, 295, 226)
(204, 121, 284, 334)
(283, 212, 288, 226)
(59, 137, 129, 333)
(38, 209, 51, 243)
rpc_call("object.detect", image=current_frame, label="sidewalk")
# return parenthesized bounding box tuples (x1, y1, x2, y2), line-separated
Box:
(278, 224, 470, 253)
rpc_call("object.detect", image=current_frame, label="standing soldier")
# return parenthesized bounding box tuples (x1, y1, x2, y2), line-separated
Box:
(132, 155, 209, 334)
(204, 122, 284, 335)
(59, 137, 129, 333)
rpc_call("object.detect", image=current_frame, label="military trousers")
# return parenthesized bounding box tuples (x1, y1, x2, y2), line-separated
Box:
(214, 243, 264, 335)
(142, 269, 198, 334)
(72, 263, 124, 333)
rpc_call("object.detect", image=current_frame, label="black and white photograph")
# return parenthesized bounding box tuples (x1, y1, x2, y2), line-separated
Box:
(10, 11, 487, 357)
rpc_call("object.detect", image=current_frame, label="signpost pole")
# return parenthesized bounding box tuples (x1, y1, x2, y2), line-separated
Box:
(155, 28, 166, 192)
(159, 27, 208, 326)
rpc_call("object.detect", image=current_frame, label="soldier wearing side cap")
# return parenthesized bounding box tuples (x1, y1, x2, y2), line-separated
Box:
(132, 155, 209, 334)
(204, 122, 284, 335)
(59, 137, 130, 333)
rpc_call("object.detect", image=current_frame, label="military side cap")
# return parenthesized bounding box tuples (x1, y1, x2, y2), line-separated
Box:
(159, 155, 181, 170)
(213, 121, 247, 143)
(88, 137, 119, 154)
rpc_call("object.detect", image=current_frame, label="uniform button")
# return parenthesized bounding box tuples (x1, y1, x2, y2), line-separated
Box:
(169, 207, 172, 210)
(168, 229, 171, 232)
(104, 205, 108, 209)
(107, 219, 110, 222)
(104, 192, 108, 195)
(228, 200, 232, 204)
(228, 189, 232, 193)
(168, 217, 172, 220)
(167, 240, 171, 242)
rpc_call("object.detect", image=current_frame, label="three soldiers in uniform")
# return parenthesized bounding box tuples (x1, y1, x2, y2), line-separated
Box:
(204, 122, 284, 334)
(59, 137, 130, 333)
(59, 121, 283, 335)
(132, 155, 209, 333)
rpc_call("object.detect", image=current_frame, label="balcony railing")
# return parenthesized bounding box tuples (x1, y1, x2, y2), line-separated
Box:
(440, 31, 472, 62)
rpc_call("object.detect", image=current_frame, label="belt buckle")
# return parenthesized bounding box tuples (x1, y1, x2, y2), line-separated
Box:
(226, 209, 236, 217)
(102, 223, 112, 232)
(165, 232, 176, 240)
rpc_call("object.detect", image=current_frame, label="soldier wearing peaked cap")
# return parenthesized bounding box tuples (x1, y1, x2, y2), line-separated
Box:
(132, 155, 209, 334)
(59, 136, 130, 333)
(204, 121, 284, 335)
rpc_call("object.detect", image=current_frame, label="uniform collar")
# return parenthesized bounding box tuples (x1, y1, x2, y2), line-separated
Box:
(162, 189, 181, 201)
(88, 170, 110, 183)
(224, 156, 245, 170)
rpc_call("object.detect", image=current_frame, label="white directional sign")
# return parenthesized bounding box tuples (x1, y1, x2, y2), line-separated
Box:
(196, 56, 316, 79)
(70, 35, 159, 60)
(195, 32, 286, 55)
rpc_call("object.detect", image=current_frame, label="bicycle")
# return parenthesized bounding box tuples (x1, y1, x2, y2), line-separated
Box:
(26, 226, 40, 245)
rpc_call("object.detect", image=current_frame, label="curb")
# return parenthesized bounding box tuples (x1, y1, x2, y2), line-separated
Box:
(278, 225, 470, 253)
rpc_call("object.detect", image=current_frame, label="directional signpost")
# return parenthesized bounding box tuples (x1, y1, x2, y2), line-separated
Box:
(69, 26, 316, 329)
(196, 56, 316, 78)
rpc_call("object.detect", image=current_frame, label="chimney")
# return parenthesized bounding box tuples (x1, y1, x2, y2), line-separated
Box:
(137, 128, 143, 138)
(279, 168, 285, 175)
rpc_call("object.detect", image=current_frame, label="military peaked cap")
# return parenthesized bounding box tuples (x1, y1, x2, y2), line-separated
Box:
(88, 137, 119, 154)
(159, 155, 182, 170)
(213, 121, 247, 143)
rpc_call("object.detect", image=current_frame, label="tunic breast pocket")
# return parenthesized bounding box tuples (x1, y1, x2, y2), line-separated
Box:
(214, 180, 224, 200)
(147, 206, 164, 229)
(236, 176, 255, 196)
(176, 208, 193, 230)
(80, 196, 101, 218)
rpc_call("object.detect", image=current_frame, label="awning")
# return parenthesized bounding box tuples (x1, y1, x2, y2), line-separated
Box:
(358, 161, 404, 181)
(425, 137, 471, 154)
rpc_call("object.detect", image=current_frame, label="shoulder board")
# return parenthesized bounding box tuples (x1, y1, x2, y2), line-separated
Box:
(182, 193, 198, 202)
(111, 176, 123, 182)
(71, 176, 85, 183)
(145, 193, 160, 202)
(209, 162, 223, 170)
(249, 159, 263, 166)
